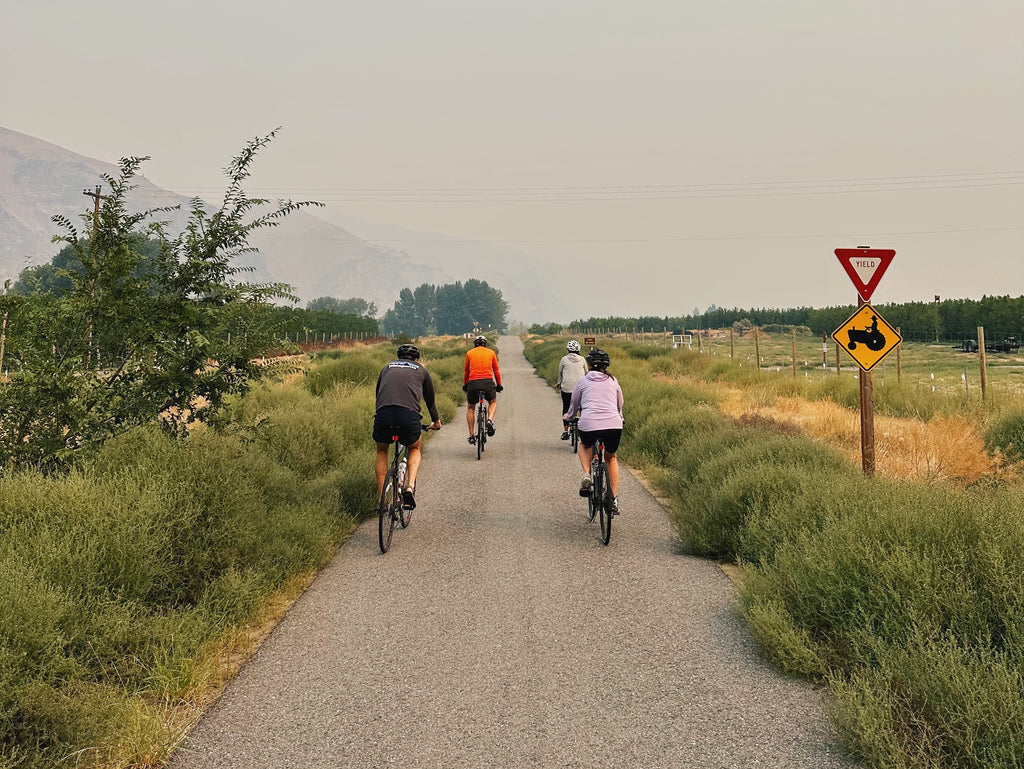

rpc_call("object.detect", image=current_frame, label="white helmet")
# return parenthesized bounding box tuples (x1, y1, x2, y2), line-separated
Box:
(566, 339, 581, 353)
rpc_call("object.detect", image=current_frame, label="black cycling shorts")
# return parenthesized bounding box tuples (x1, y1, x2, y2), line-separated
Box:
(466, 379, 497, 406)
(578, 428, 622, 455)
(373, 406, 422, 446)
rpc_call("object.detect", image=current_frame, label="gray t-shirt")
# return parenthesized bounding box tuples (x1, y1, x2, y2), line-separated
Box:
(375, 360, 440, 422)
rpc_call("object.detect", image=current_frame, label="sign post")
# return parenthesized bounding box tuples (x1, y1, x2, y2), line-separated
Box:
(832, 248, 898, 476)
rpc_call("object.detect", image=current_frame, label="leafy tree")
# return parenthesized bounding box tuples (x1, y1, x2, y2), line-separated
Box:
(306, 295, 377, 317)
(380, 279, 509, 337)
(433, 283, 472, 335)
(0, 130, 320, 468)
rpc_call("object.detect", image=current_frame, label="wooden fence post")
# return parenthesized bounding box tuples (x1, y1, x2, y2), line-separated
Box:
(978, 326, 987, 400)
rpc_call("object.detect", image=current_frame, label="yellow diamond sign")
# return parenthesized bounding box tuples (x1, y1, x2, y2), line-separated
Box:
(831, 304, 902, 372)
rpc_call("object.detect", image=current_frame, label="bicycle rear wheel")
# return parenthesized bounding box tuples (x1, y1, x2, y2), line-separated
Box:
(476, 402, 486, 459)
(378, 470, 399, 553)
(596, 462, 612, 545)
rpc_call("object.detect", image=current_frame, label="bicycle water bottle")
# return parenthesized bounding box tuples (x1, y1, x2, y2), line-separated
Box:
(397, 458, 407, 489)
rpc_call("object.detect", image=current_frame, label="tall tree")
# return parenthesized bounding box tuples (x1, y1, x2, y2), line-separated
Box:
(0, 130, 320, 468)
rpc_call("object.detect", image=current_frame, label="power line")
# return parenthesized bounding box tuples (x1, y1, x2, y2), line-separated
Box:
(254, 224, 1024, 245)
(5, 171, 1023, 202)
(144, 171, 1024, 202)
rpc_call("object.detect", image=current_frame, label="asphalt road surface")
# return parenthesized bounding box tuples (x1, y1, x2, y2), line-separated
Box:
(170, 336, 858, 769)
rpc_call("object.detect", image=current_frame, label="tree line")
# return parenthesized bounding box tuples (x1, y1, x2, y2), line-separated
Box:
(539, 296, 1024, 341)
(379, 279, 509, 337)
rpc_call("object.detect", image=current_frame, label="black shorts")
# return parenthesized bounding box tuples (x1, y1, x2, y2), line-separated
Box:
(373, 406, 422, 446)
(466, 379, 497, 406)
(579, 428, 622, 455)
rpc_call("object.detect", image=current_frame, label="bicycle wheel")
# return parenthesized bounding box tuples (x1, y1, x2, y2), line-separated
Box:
(378, 467, 399, 553)
(476, 402, 486, 459)
(596, 461, 612, 545)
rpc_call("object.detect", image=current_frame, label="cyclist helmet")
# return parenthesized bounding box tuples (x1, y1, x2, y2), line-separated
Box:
(473, 335, 488, 347)
(566, 339, 581, 353)
(396, 343, 420, 360)
(586, 348, 611, 370)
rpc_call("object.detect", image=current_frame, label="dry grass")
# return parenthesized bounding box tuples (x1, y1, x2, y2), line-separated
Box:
(718, 388, 1006, 485)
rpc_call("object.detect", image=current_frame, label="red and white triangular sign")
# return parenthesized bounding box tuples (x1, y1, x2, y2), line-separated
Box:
(835, 248, 895, 302)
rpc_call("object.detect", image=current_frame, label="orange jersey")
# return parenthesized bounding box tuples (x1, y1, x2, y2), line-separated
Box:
(464, 346, 501, 385)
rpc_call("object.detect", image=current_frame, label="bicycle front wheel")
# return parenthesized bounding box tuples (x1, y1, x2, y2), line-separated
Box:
(571, 423, 579, 453)
(378, 473, 398, 553)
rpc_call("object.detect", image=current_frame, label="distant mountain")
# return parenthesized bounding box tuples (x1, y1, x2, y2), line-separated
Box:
(0, 126, 552, 321)
(324, 212, 555, 323)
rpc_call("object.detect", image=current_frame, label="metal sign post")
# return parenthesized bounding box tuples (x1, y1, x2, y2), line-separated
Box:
(832, 247, 897, 476)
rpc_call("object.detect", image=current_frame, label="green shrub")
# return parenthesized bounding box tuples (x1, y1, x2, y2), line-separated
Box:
(304, 351, 386, 395)
(985, 409, 1024, 463)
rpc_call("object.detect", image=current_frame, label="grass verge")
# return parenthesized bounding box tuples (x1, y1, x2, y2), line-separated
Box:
(0, 338, 460, 768)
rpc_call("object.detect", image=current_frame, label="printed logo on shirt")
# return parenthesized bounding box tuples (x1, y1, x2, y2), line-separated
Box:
(388, 361, 420, 370)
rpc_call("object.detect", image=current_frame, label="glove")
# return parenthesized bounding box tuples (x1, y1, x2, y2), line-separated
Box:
(462, 384, 468, 392)
(495, 385, 504, 393)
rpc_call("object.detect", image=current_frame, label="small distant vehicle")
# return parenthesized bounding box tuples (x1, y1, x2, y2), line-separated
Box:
(956, 336, 1020, 354)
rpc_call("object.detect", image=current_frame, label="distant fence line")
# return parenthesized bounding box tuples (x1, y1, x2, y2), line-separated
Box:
(279, 330, 378, 344)
(550, 328, 1023, 345)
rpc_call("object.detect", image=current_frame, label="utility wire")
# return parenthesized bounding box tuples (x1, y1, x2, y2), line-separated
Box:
(5, 171, 1023, 201)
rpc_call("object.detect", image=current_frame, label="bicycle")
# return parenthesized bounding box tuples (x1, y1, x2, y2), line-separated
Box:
(378, 424, 435, 554)
(586, 437, 613, 545)
(568, 416, 580, 454)
(474, 391, 488, 460)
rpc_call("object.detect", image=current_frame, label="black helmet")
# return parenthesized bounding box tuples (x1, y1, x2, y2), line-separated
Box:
(586, 348, 610, 369)
(396, 343, 420, 360)
(473, 335, 488, 347)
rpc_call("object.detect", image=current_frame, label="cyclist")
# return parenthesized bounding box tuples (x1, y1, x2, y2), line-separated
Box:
(373, 343, 442, 510)
(463, 334, 502, 444)
(556, 339, 587, 440)
(564, 348, 624, 514)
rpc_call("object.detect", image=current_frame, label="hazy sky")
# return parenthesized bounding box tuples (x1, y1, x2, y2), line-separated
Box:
(3, 0, 1023, 320)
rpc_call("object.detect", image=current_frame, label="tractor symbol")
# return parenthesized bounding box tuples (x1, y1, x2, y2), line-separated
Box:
(846, 315, 886, 352)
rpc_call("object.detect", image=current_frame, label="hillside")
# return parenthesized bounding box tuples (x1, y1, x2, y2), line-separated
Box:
(0, 126, 552, 321)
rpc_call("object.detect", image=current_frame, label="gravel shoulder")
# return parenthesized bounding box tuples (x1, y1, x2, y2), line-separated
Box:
(170, 336, 858, 769)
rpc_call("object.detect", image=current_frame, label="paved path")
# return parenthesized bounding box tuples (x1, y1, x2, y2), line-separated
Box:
(170, 336, 857, 769)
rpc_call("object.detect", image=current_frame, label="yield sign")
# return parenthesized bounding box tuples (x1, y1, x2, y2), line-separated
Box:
(831, 304, 902, 372)
(835, 248, 895, 302)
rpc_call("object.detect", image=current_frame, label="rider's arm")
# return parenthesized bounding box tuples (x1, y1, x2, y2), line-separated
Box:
(491, 351, 502, 386)
(421, 370, 441, 424)
(463, 353, 471, 385)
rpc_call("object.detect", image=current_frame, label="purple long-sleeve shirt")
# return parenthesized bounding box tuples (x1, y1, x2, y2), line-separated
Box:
(564, 371, 624, 431)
